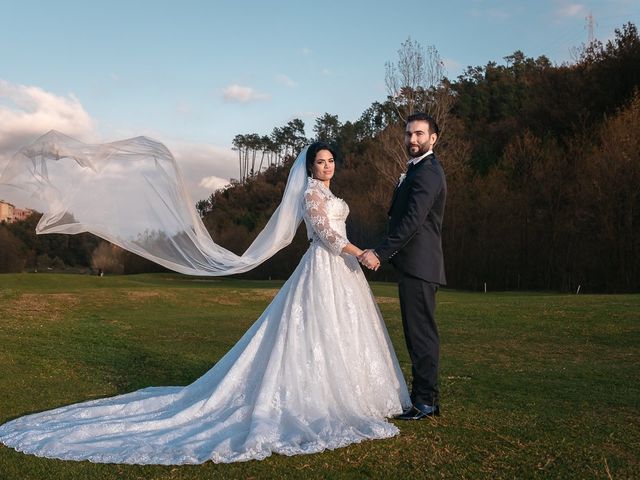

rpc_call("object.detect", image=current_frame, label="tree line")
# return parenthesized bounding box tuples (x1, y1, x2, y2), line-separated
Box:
(2, 23, 639, 292)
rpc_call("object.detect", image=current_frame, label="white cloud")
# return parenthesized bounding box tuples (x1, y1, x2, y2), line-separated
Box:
(199, 175, 230, 191)
(0, 79, 237, 210)
(166, 139, 237, 201)
(222, 84, 270, 103)
(0, 79, 94, 154)
(557, 3, 587, 17)
(275, 74, 298, 88)
(0, 79, 96, 209)
(321, 68, 333, 76)
(300, 47, 312, 56)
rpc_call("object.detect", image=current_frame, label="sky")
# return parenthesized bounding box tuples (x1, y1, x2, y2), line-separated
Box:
(0, 0, 638, 208)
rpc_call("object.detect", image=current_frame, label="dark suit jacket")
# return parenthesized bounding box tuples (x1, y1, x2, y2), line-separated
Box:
(375, 153, 447, 285)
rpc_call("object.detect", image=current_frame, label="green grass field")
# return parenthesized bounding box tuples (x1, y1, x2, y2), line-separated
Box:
(0, 273, 638, 479)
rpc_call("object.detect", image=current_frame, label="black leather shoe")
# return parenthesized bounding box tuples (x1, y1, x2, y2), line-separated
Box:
(395, 403, 440, 420)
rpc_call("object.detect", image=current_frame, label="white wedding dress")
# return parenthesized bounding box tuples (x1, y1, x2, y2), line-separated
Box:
(0, 178, 411, 464)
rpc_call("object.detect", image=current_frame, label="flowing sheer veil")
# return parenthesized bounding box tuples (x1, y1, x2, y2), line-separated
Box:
(0, 130, 308, 275)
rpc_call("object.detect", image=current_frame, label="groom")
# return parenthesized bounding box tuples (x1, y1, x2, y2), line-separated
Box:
(360, 112, 447, 420)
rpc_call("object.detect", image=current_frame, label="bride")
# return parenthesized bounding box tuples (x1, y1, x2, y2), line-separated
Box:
(0, 137, 411, 464)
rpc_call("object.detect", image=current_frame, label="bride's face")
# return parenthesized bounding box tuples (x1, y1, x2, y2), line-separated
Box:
(312, 149, 335, 183)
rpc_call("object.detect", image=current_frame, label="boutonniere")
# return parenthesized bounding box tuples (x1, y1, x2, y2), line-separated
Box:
(397, 173, 406, 186)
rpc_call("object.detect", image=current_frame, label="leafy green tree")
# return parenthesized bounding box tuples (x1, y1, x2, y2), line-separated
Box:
(0, 226, 25, 272)
(313, 113, 341, 142)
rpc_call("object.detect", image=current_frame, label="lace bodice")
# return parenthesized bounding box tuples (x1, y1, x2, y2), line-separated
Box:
(303, 178, 350, 255)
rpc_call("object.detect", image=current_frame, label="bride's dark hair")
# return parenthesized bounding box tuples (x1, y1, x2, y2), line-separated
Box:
(305, 141, 338, 177)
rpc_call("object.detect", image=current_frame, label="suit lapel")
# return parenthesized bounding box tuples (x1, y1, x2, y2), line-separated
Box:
(387, 154, 436, 215)
(388, 180, 402, 215)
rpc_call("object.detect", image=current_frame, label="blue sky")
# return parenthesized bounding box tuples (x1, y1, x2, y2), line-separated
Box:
(1, 0, 638, 205)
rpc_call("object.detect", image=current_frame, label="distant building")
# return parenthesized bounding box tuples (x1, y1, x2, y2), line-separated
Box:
(0, 200, 11, 222)
(13, 206, 33, 222)
(0, 200, 33, 223)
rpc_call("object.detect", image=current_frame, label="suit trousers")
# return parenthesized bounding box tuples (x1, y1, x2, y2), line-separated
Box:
(398, 273, 440, 405)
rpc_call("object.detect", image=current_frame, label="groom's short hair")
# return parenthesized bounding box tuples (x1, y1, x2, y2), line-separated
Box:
(406, 112, 440, 136)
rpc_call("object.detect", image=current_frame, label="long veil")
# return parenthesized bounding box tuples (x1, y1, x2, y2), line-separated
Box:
(0, 130, 308, 275)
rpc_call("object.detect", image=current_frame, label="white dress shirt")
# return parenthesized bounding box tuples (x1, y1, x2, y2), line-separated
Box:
(407, 150, 434, 168)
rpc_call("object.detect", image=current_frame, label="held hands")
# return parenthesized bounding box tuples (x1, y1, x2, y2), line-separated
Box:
(358, 249, 380, 271)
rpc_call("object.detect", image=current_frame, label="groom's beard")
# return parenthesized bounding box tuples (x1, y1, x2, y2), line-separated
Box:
(406, 141, 430, 158)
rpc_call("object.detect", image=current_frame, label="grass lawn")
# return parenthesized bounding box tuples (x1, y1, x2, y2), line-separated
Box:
(0, 273, 638, 479)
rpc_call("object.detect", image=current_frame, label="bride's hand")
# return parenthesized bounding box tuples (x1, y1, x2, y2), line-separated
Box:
(358, 249, 380, 271)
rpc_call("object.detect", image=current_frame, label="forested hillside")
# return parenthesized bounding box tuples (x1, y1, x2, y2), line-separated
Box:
(2, 23, 638, 292)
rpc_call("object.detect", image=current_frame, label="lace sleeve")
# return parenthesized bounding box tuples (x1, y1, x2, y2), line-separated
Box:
(304, 187, 349, 255)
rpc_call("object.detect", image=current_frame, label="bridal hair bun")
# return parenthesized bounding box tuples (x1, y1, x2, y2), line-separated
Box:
(306, 141, 339, 176)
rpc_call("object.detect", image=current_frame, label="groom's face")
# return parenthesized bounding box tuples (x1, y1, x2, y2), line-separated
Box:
(405, 120, 436, 157)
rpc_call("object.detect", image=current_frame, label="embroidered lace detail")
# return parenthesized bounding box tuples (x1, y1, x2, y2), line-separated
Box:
(303, 179, 349, 255)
